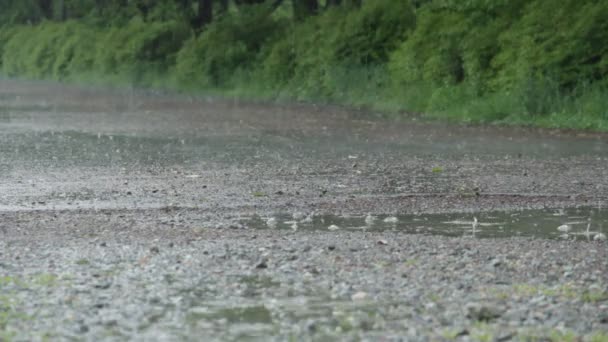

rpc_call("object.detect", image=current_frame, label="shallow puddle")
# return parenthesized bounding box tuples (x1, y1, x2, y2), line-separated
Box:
(242, 206, 608, 240)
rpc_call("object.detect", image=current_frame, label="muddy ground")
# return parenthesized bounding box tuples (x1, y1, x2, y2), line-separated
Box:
(0, 80, 607, 341)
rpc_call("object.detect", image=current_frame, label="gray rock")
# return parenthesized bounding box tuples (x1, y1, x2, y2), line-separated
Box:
(465, 302, 503, 322)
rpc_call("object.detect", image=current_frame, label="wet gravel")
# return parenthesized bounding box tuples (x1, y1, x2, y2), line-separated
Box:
(1, 227, 607, 341)
(1, 80, 608, 340)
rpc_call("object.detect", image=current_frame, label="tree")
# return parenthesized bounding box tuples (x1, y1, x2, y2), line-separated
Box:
(193, 0, 213, 29)
(293, 0, 318, 20)
(38, 0, 53, 19)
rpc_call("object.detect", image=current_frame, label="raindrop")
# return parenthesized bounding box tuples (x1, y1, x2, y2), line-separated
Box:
(383, 216, 398, 224)
(266, 217, 277, 229)
(365, 214, 376, 226)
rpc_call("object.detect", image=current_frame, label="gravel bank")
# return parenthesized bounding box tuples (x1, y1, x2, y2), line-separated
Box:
(1, 80, 608, 341)
(2, 221, 608, 341)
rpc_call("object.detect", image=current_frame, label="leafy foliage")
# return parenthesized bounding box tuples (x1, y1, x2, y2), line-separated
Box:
(0, 0, 607, 130)
(175, 4, 284, 88)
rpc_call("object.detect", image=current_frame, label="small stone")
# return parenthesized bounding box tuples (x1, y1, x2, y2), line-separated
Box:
(490, 258, 502, 267)
(150, 246, 160, 254)
(351, 291, 368, 300)
(266, 217, 277, 229)
(377, 239, 388, 246)
(328, 224, 340, 231)
(496, 332, 514, 342)
(327, 245, 336, 251)
(255, 260, 268, 269)
(383, 216, 399, 223)
(465, 302, 503, 321)
(94, 282, 112, 290)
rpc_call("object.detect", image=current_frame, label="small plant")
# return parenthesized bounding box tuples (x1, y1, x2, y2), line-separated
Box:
(431, 166, 443, 173)
(582, 290, 608, 303)
(32, 274, 58, 287)
(470, 322, 494, 342)
(75, 258, 90, 265)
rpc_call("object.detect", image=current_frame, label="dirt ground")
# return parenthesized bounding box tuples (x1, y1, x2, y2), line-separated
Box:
(0, 80, 607, 341)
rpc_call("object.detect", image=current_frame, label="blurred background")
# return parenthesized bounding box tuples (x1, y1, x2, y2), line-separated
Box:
(0, 0, 607, 130)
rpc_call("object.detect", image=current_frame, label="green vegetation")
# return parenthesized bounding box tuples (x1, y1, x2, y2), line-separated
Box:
(0, 0, 607, 130)
(0, 273, 62, 340)
(75, 258, 90, 265)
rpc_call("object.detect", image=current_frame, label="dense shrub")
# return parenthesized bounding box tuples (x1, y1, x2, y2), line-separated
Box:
(0, 0, 607, 130)
(259, 0, 415, 98)
(50, 22, 98, 78)
(492, 0, 608, 90)
(2, 23, 64, 78)
(388, 0, 527, 91)
(174, 5, 284, 88)
(94, 19, 190, 81)
(0, 26, 17, 69)
(2, 19, 188, 83)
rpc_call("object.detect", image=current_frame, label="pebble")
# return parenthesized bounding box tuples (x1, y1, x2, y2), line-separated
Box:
(383, 216, 399, 224)
(465, 303, 503, 321)
(351, 292, 368, 301)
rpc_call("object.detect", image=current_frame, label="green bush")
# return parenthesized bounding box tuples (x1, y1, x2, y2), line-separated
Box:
(259, 0, 415, 99)
(51, 21, 98, 78)
(388, 0, 527, 91)
(0, 26, 17, 69)
(1, 0, 608, 131)
(492, 0, 608, 90)
(94, 18, 190, 82)
(2, 19, 188, 84)
(2, 23, 57, 78)
(174, 4, 284, 89)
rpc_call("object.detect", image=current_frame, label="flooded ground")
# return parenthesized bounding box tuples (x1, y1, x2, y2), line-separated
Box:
(241, 207, 608, 240)
(0, 80, 607, 341)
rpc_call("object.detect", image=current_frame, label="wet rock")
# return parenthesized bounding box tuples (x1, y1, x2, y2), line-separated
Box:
(255, 259, 268, 269)
(383, 216, 399, 223)
(94, 282, 112, 290)
(229, 223, 246, 229)
(496, 331, 514, 342)
(465, 303, 503, 322)
(489, 258, 502, 267)
(77, 324, 89, 334)
(351, 292, 368, 301)
(594, 233, 607, 241)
